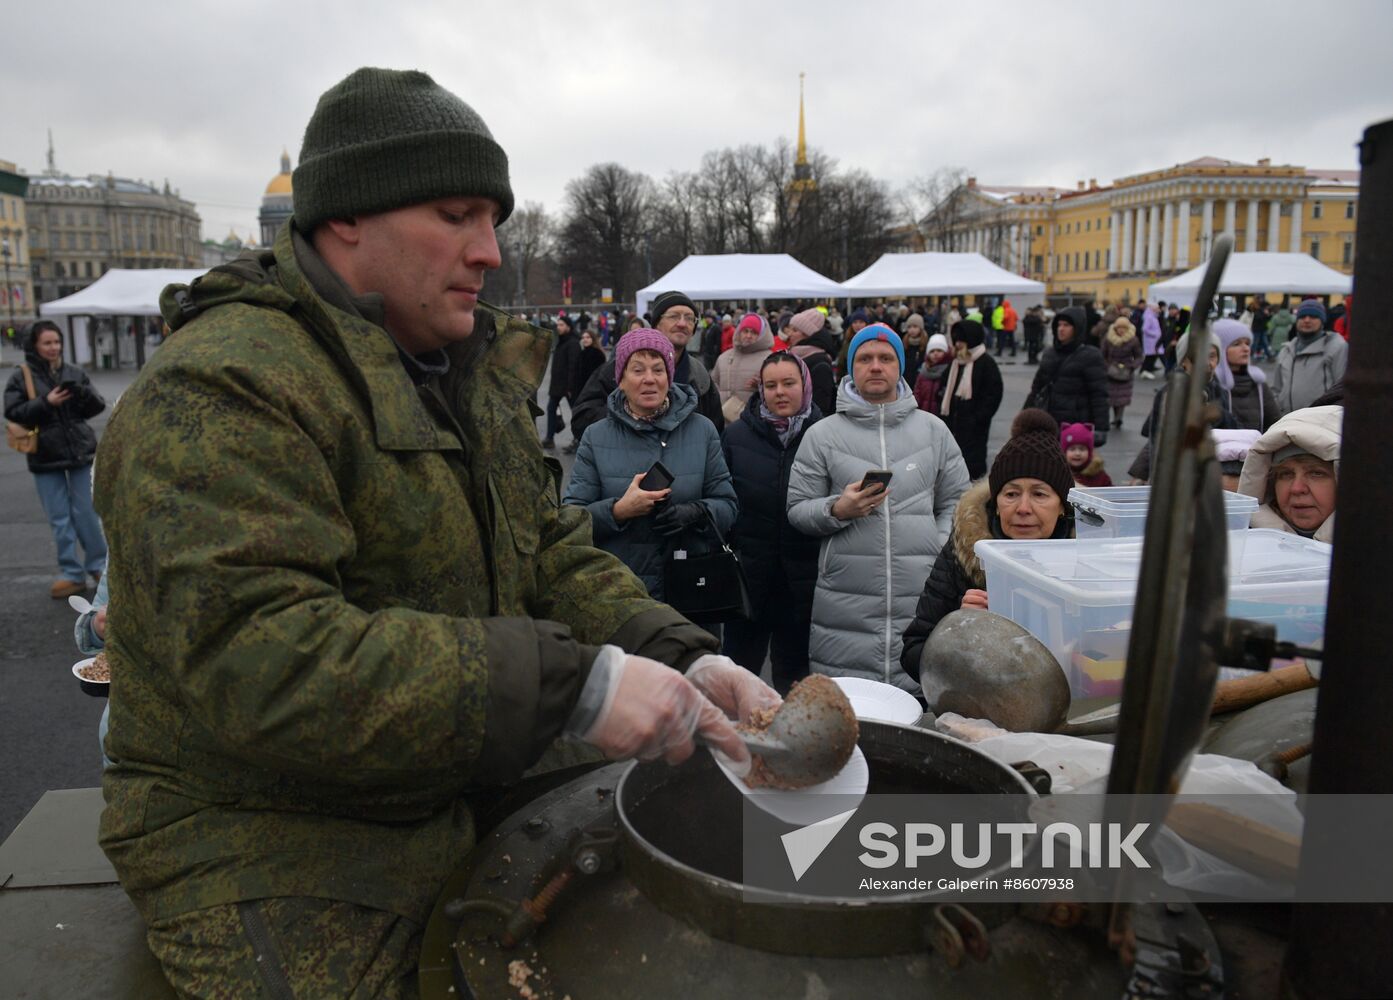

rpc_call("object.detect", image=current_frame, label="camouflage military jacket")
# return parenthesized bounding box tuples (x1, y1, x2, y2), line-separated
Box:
(94, 223, 713, 924)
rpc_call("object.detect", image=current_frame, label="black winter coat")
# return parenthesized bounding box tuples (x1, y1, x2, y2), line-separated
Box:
(570, 345, 606, 401)
(1225, 369, 1281, 432)
(939, 352, 1004, 477)
(4, 357, 105, 473)
(721, 395, 824, 620)
(1026, 309, 1109, 429)
(798, 329, 839, 417)
(547, 330, 581, 398)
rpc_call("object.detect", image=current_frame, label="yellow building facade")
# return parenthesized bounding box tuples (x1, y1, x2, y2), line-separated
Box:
(0, 159, 34, 332)
(921, 157, 1357, 305)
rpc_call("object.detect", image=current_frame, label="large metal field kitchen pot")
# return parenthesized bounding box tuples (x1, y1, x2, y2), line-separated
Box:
(418, 721, 1131, 999)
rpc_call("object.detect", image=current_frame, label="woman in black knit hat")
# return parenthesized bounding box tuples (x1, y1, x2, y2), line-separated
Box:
(900, 409, 1075, 678)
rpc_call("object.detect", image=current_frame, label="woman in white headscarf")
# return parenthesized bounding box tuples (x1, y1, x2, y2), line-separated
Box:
(1238, 405, 1340, 543)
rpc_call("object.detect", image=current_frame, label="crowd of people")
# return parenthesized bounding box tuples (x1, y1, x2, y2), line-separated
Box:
(549, 284, 1348, 699)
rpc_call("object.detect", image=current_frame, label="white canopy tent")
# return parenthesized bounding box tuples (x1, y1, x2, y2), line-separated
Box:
(39, 267, 205, 366)
(40, 267, 206, 318)
(841, 252, 1046, 308)
(1148, 252, 1352, 310)
(635, 254, 844, 318)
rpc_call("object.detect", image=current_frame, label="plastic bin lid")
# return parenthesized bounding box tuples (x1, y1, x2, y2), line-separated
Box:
(1067, 485, 1258, 516)
(974, 529, 1330, 606)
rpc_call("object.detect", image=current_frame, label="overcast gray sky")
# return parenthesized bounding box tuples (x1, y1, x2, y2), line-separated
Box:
(5, 0, 1391, 244)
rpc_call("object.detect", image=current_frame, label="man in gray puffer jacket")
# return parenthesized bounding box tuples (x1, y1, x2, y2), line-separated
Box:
(787, 324, 970, 693)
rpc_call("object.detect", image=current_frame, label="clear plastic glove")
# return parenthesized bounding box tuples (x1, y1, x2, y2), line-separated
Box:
(686, 654, 783, 727)
(652, 501, 705, 537)
(566, 648, 748, 768)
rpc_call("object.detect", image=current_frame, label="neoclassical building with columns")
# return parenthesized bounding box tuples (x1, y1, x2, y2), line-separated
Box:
(917, 157, 1358, 304)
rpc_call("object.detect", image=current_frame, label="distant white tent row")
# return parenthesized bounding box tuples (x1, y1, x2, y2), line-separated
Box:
(636, 251, 1047, 315)
(841, 252, 1046, 309)
(635, 254, 845, 318)
(1148, 252, 1352, 310)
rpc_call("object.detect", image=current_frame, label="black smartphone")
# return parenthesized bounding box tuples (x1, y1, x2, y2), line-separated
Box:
(639, 461, 675, 492)
(859, 469, 893, 494)
(58, 379, 80, 392)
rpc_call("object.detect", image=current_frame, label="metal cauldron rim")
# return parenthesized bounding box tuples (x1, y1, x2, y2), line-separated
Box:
(615, 719, 1038, 908)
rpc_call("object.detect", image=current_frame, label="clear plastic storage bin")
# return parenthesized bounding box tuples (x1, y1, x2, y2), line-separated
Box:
(1068, 486, 1260, 566)
(1068, 486, 1258, 536)
(975, 529, 1330, 698)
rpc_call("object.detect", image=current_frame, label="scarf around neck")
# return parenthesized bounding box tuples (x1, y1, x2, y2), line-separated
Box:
(624, 395, 671, 423)
(940, 344, 986, 416)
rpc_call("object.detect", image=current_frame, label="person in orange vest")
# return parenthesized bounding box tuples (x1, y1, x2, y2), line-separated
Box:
(994, 299, 1019, 358)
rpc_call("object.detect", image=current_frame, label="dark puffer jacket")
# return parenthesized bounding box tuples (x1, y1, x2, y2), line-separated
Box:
(562, 382, 738, 600)
(1025, 307, 1109, 429)
(4, 353, 106, 473)
(1225, 368, 1281, 433)
(721, 394, 824, 620)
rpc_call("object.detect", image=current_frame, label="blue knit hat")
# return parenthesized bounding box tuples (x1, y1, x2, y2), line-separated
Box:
(848, 307, 871, 325)
(1295, 300, 1327, 324)
(847, 323, 906, 375)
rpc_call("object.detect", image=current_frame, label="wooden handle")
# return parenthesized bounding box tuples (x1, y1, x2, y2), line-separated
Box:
(1211, 663, 1316, 715)
(1166, 802, 1301, 881)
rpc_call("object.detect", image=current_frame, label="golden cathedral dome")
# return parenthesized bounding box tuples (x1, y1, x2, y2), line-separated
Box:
(264, 149, 293, 196)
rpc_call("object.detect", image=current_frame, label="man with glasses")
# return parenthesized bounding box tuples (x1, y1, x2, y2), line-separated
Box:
(569, 290, 723, 443)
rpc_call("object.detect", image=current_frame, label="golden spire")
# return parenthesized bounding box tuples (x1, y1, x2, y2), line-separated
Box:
(790, 73, 816, 194)
(796, 72, 809, 167)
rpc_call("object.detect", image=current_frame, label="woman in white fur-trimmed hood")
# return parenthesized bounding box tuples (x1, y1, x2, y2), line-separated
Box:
(1237, 405, 1341, 543)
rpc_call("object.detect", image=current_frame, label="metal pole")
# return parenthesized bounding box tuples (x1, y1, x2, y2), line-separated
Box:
(1284, 117, 1393, 1000)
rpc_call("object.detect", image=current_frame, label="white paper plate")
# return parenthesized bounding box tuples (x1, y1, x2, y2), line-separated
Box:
(72, 656, 108, 686)
(712, 744, 868, 827)
(831, 677, 924, 726)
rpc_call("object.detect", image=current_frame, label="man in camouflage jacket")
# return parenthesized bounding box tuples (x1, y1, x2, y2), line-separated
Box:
(94, 68, 771, 997)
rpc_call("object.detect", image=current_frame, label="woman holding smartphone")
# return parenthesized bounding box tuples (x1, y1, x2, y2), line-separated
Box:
(4, 320, 107, 598)
(563, 329, 737, 603)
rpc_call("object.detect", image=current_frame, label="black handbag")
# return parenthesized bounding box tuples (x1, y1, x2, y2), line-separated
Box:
(662, 506, 753, 624)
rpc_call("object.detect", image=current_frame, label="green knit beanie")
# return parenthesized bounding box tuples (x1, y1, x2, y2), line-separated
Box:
(292, 67, 514, 232)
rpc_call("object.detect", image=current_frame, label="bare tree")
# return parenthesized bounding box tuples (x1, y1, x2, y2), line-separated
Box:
(809, 169, 897, 278)
(494, 201, 555, 305)
(556, 163, 655, 302)
(910, 167, 971, 252)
